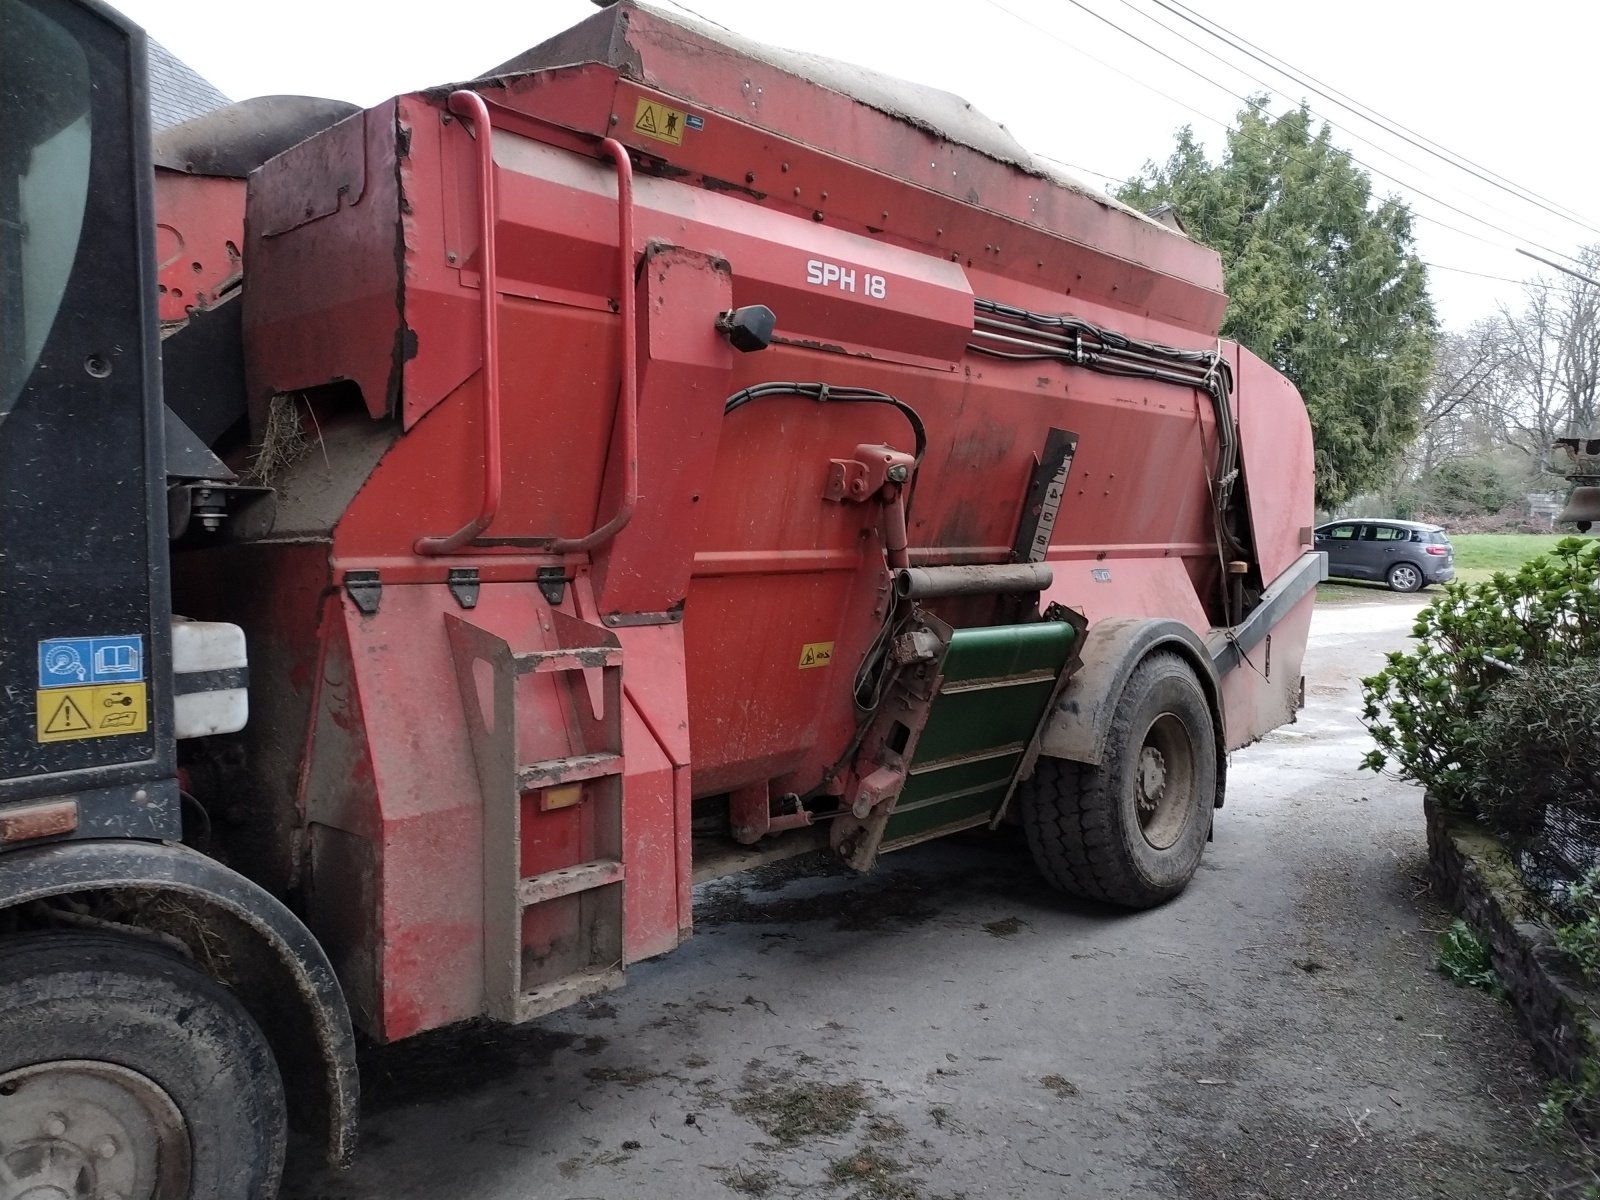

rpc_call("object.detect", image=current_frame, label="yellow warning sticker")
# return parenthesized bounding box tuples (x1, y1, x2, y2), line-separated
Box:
(633, 96, 687, 146)
(798, 641, 835, 670)
(37, 683, 148, 743)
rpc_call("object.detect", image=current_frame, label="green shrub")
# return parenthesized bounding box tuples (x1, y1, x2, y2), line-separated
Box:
(1435, 919, 1499, 992)
(1555, 868, 1600, 983)
(1469, 660, 1600, 833)
(1361, 537, 1600, 824)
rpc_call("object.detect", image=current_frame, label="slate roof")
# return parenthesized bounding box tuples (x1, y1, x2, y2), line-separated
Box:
(146, 37, 229, 131)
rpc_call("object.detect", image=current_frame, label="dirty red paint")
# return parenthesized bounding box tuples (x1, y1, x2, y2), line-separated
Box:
(153, 170, 243, 323)
(194, 2, 1316, 1042)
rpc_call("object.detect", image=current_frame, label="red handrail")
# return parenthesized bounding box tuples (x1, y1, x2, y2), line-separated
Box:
(549, 137, 637, 553)
(415, 90, 504, 556)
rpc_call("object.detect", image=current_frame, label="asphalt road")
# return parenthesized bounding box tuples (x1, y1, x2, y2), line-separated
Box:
(282, 594, 1575, 1199)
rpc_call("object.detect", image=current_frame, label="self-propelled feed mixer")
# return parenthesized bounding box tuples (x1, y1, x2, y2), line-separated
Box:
(0, 0, 1322, 1190)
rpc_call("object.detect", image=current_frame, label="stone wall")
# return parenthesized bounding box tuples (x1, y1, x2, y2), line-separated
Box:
(1426, 796, 1600, 1095)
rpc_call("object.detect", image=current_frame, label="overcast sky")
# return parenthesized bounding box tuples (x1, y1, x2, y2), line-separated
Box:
(110, 0, 1600, 332)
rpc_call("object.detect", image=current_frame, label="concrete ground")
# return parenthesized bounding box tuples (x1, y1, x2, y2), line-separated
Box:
(282, 594, 1579, 1199)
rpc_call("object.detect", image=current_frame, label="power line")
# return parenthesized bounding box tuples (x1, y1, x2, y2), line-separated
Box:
(1035, 151, 1128, 184)
(653, 0, 737, 34)
(980, 0, 1519, 267)
(1158, 0, 1600, 234)
(1517, 248, 1600, 289)
(983, 0, 1600, 320)
(1424, 261, 1555, 291)
(981, 0, 1242, 139)
(1108, 0, 1599, 242)
(1053, 0, 1592, 270)
(992, 0, 1504, 254)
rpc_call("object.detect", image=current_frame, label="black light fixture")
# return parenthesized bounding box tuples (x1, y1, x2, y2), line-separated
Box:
(1554, 437, 1600, 533)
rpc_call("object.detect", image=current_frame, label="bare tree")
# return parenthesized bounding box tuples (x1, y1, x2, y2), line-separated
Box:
(1406, 318, 1515, 477)
(1494, 247, 1600, 459)
(1389, 246, 1600, 518)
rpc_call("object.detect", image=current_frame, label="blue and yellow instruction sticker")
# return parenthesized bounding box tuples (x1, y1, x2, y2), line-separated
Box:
(36, 636, 147, 743)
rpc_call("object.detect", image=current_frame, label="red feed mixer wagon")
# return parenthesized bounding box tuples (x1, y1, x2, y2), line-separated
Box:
(0, 0, 1322, 1193)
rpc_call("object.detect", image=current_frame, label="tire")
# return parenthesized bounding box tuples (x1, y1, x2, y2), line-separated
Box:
(0, 930, 286, 1199)
(1020, 652, 1217, 909)
(1387, 562, 1424, 592)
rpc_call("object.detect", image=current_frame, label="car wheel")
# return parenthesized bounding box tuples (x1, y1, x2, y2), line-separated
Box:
(1387, 563, 1423, 592)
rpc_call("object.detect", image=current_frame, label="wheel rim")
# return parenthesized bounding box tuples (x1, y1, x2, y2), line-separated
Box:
(1134, 712, 1197, 850)
(0, 1061, 190, 1200)
(1392, 565, 1419, 590)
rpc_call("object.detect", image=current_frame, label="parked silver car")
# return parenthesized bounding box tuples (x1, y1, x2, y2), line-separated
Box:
(1313, 519, 1455, 592)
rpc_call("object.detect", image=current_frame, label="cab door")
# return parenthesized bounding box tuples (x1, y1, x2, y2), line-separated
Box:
(1, 0, 175, 831)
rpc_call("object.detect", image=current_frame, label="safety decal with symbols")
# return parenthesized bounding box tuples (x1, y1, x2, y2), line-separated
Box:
(36, 635, 147, 742)
(633, 96, 700, 146)
(797, 641, 834, 670)
(36, 683, 149, 743)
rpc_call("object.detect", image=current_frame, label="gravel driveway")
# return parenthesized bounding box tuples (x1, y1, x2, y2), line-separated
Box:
(283, 597, 1578, 1199)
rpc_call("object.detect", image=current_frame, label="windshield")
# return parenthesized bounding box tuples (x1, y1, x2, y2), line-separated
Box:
(0, 0, 93, 418)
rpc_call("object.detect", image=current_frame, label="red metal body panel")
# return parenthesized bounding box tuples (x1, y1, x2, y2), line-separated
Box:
(244, 103, 414, 427)
(153, 170, 244, 323)
(152, 170, 243, 324)
(1236, 345, 1317, 585)
(189, 2, 1318, 1042)
(1219, 591, 1316, 751)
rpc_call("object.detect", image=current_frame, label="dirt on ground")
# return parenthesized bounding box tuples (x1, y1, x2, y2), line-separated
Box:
(280, 598, 1586, 1199)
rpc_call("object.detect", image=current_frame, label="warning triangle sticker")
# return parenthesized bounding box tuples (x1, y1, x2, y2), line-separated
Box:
(800, 647, 815, 667)
(635, 104, 658, 134)
(44, 695, 92, 734)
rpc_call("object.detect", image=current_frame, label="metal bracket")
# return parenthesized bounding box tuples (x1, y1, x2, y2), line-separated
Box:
(447, 568, 480, 609)
(601, 600, 685, 628)
(536, 566, 569, 606)
(167, 480, 275, 541)
(343, 570, 382, 616)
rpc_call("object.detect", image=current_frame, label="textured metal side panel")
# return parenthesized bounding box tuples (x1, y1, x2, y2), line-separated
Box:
(153, 170, 243, 323)
(243, 101, 400, 426)
(591, 244, 732, 620)
(1218, 590, 1317, 753)
(1235, 343, 1317, 586)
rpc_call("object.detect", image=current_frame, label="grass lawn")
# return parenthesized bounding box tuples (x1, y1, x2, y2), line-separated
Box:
(1448, 533, 1568, 584)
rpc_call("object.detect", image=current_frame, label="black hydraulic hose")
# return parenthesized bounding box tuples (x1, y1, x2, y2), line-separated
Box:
(969, 298, 1250, 620)
(723, 382, 927, 467)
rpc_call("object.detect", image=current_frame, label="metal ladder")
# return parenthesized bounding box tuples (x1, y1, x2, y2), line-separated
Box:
(446, 609, 626, 1024)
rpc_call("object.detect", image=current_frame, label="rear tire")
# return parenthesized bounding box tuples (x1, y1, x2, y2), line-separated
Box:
(0, 930, 286, 1199)
(1020, 653, 1217, 909)
(1387, 562, 1424, 592)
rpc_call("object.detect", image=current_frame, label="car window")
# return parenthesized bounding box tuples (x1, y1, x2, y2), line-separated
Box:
(1364, 525, 1405, 541)
(1323, 524, 1358, 540)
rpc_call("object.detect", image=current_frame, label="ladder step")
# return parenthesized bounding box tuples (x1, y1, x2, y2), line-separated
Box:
(517, 859, 625, 907)
(512, 967, 626, 1024)
(514, 646, 624, 675)
(518, 752, 624, 791)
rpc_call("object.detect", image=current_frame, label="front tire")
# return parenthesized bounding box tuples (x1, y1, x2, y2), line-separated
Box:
(1020, 653, 1217, 909)
(1387, 562, 1424, 592)
(0, 931, 286, 1199)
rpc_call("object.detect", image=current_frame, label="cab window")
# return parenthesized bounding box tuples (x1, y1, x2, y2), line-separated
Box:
(0, 0, 93, 416)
